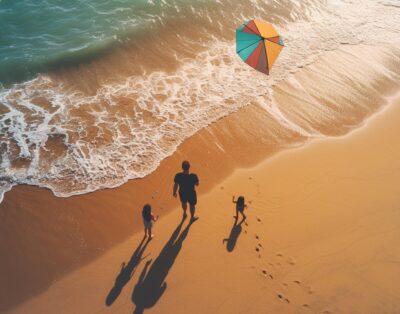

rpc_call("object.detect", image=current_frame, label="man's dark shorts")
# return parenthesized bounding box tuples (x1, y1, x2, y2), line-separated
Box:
(179, 191, 197, 206)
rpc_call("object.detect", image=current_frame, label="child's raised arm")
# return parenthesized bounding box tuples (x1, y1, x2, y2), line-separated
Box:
(151, 213, 159, 222)
(232, 195, 236, 203)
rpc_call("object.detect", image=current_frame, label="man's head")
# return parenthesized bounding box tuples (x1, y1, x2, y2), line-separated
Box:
(182, 160, 190, 171)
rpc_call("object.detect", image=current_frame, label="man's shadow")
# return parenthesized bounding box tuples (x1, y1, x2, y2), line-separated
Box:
(105, 236, 151, 306)
(223, 217, 245, 252)
(131, 217, 195, 314)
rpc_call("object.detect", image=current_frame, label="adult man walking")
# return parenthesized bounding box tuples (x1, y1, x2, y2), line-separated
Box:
(173, 161, 199, 221)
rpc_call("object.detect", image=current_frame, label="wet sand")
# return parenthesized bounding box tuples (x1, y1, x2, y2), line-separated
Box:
(0, 101, 302, 312)
(6, 95, 400, 313)
(1, 43, 399, 312)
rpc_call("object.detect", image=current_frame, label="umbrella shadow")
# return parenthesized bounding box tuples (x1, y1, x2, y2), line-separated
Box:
(223, 217, 245, 252)
(105, 236, 151, 306)
(131, 217, 195, 314)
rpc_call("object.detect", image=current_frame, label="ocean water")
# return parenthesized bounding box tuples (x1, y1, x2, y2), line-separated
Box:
(0, 0, 212, 84)
(0, 0, 310, 85)
(0, 0, 399, 202)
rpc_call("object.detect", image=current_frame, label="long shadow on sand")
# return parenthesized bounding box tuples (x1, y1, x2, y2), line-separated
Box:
(131, 217, 195, 314)
(223, 217, 245, 252)
(106, 236, 151, 306)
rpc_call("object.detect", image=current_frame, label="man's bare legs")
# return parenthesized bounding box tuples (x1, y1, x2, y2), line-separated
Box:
(190, 204, 198, 221)
(182, 203, 199, 220)
(181, 202, 198, 220)
(181, 202, 188, 218)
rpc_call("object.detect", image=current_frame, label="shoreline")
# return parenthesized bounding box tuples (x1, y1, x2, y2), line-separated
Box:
(10, 94, 400, 314)
(1, 42, 399, 310)
(0, 92, 399, 312)
(1, 40, 399, 203)
(0, 102, 301, 311)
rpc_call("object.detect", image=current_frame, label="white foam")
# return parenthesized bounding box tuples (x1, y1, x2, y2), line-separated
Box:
(0, 0, 399, 201)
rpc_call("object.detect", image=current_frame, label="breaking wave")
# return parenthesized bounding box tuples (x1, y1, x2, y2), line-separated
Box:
(0, 0, 399, 202)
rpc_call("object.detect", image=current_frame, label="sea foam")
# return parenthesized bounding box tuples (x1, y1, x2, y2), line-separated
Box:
(0, 0, 399, 202)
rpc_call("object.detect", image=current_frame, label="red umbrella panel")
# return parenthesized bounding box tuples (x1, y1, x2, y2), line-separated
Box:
(236, 19, 284, 75)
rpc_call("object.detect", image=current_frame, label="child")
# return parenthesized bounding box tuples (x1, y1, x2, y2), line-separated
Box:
(232, 195, 247, 220)
(142, 204, 158, 239)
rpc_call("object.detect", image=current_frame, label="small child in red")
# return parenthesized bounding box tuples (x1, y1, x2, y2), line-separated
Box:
(142, 204, 158, 239)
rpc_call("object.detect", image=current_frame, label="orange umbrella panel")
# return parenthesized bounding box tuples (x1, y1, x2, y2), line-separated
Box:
(236, 20, 284, 75)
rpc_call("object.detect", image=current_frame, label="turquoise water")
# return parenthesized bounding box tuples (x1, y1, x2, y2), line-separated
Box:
(0, 0, 171, 84)
(0, 0, 300, 85)
(1, 0, 399, 208)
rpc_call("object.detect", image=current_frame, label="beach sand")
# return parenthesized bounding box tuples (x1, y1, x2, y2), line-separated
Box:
(1, 99, 303, 311)
(3, 46, 399, 312)
(6, 95, 400, 313)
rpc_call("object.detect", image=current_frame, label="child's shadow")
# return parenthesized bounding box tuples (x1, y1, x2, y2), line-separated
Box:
(223, 217, 245, 252)
(131, 217, 195, 314)
(105, 236, 150, 306)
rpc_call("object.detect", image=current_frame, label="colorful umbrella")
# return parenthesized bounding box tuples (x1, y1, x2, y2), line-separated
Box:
(236, 19, 284, 75)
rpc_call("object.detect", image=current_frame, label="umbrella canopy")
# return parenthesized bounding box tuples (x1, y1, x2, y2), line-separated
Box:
(236, 19, 284, 75)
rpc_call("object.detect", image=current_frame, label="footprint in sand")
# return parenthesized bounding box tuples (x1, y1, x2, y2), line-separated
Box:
(255, 234, 259, 240)
(277, 293, 290, 303)
(303, 304, 310, 308)
(249, 177, 253, 180)
(220, 186, 224, 190)
(261, 269, 274, 279)
(256, 217, 262, 222)
(255, 247, 260, 252)
(275, 253, 296, 266)
(291, 280, 313, 295)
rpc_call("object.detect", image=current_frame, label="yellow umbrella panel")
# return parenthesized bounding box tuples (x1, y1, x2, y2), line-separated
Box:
(236, 19, 284, 75)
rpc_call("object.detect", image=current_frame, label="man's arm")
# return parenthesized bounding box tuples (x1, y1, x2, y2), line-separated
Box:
(173, 182, 178, 197)
(195, 175, 199, 186)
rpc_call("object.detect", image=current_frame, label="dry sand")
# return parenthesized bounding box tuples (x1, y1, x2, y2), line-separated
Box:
(0, 102, 298, 312)
(2, 44, 399, 312)
(7, 95, 400, 314)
